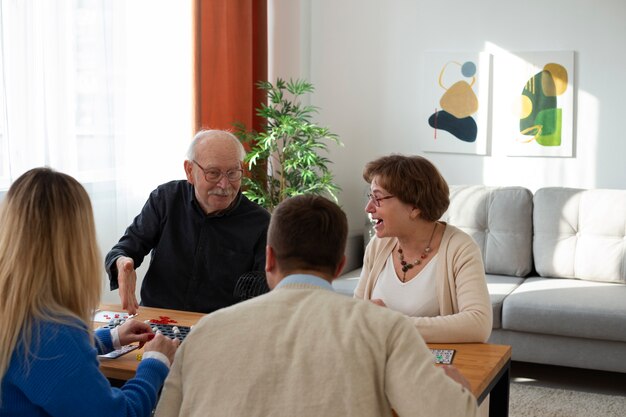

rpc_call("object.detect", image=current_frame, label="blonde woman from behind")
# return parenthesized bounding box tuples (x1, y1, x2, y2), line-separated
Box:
(0, 167, 179, 417)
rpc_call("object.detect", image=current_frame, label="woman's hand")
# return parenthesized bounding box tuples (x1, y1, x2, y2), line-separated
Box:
(144, 333, 180, 365)
(441, 365, 472, 392)
(117, 319, 155, 348)
(370, 298, 387, 307)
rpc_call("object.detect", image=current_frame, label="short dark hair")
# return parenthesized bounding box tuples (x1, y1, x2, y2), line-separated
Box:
(363, 154, 450, 221)
(268, 195, 347, 276)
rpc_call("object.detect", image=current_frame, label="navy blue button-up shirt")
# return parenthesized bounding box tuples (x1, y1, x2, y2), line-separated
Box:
(105, 180, 270, 313)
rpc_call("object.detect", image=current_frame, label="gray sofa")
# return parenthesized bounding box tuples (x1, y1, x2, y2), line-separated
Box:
(334, 185, 626, 373)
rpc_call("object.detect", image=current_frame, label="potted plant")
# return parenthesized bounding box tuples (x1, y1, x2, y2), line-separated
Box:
(236, 78, 343, 211)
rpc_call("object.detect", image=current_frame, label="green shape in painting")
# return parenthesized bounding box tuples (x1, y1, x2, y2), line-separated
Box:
(535, 108, 562, 146)
(520, 71, 556, 133)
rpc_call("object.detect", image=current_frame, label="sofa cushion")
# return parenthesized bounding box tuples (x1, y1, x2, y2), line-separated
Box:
(486, 274, 526, 329)
(333, 268, 361, 297)
(501, 277, 626, 343)
(442, 185, 533, 277)
(533, 187, 626, 283)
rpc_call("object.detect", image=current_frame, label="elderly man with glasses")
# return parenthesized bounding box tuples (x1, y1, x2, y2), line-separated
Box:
(105, 130, 270, 314)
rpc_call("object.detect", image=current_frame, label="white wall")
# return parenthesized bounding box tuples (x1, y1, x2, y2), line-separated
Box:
(271, 0, 626, 235)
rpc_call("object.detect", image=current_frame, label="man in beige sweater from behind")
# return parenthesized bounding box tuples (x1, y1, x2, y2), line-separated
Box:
(155, 195, 478, 417)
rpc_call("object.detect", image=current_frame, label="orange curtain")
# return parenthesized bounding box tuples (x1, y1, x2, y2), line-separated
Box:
(193, 0, 267, 133)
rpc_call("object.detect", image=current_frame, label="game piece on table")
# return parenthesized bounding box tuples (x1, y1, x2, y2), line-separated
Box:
(99, 322, 193, 342)
(149, 316, 178, 325)
(93, 310, 130, 323)
(149, 323, 191, 342)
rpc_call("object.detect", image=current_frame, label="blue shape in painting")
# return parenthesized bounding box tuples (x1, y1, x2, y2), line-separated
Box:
(461, 61, 476, 78)
(428, 111, 477, 143)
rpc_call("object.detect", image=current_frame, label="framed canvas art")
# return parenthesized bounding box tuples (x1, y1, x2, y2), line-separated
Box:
(493, 51, 575, 157)
(419, 51, 492, 155)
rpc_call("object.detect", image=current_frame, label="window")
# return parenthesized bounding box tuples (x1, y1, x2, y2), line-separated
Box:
(0, 0, 193, 188)
(0, 1, 193, 301)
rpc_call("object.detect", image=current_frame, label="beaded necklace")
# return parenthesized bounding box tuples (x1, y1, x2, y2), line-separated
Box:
(397, 222, 438, 282)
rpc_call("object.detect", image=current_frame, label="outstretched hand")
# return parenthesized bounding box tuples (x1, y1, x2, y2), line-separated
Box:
(117, 256, 139, 315)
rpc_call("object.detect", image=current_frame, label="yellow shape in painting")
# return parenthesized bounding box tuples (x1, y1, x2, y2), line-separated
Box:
(439, 81, 478, 119)
(521, 124, 542, 137)
(543, 63, 568, 96)
(541, 70, 557, 97)
(520, 95, 533, 119)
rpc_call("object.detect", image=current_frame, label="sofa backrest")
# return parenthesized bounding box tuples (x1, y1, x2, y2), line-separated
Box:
(533, 187, 626, 283)
(442, 185, 534, 277)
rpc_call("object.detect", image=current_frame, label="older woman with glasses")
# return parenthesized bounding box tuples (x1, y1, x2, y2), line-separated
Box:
(354, 154, 492, 343)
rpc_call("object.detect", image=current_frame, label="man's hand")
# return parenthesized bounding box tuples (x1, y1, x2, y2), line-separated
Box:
(116, 256, 139, 315)
(442, 365, 472, 392)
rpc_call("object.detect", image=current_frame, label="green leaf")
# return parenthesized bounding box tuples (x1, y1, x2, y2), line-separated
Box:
(233, 78, 344, 211)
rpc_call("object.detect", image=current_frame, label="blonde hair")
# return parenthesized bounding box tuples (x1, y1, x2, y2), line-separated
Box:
(0, 168, 101, 395)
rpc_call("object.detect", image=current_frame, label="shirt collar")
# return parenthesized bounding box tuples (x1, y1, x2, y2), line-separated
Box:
(275, 274, 334, 291)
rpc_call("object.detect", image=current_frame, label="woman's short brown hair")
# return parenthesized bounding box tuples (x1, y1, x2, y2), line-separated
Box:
(268, 194, 347, 276)
(363, 154, 450, 221)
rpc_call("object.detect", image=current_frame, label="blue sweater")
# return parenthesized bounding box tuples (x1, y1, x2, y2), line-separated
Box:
(1, 321, 169, 417)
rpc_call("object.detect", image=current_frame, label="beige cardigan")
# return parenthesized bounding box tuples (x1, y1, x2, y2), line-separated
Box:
(155, 283, 477, 417)
(355, 223, 493, 343)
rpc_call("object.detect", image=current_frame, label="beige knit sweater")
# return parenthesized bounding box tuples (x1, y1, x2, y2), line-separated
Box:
(155, 284, 478, 417)
(355, 223, 493, 343)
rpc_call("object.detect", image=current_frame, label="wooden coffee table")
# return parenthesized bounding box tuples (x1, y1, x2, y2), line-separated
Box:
(97, 305, 510, 416)
(429, 343, 511, 417)
(96, 304, 205, 381)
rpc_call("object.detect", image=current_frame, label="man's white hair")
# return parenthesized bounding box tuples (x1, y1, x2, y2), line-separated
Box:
(186, 130, 246, 161)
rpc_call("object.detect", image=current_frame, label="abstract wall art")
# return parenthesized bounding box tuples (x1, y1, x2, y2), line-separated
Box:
(493, 51, 575, 157)
(420, 52, 491, 155)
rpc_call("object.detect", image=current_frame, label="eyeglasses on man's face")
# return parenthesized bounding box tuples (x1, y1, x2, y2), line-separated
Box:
(367, 193, 395, 207)
(192, 160, 243, 183)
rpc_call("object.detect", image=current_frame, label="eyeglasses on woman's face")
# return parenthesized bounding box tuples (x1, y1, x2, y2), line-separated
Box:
(367, 193, 395, 208)
(192, 160, 243, 183)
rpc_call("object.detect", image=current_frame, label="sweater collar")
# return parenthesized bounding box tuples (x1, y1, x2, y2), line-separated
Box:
(275, 274, 334, 291)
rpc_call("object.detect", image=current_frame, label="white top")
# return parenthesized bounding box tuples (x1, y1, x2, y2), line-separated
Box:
(370, 253, 440, 317)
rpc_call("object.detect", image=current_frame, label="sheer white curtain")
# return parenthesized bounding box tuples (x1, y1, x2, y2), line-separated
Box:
(0, 0, 193, 303)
